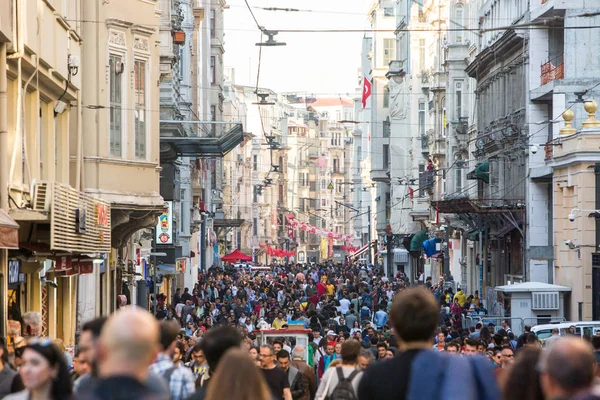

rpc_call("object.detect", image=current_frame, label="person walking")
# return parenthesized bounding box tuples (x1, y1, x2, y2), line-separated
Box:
(4, 339, 71, 400)
(277, 350, 309, 400)
(259, 345, 292, 400)
(315, 339, 362, 399)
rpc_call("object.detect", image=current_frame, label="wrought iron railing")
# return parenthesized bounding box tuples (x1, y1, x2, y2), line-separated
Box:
(541, 55, 564, 85)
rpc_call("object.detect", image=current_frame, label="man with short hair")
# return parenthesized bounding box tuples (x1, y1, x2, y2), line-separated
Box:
(357, 349, 372, 370)
(463, 338, 479, 355)
(277, 350, 309, 400)
(315, 339, 363, 399)
(500, 347, 514, 368)
(78, 307, 169, 400)
(260, 344, 292, 400)
(290, 346, 317, 400)
(376, 343, 388, 360)
(444, 342, 460, 354)
(358, 288, 499, 400)
(149, 321, 195, 400)
(186, 342, 208, 386)
(539, 337, 596, 399)
(187, 325, 243, 399)
(469, 323, 482, 339)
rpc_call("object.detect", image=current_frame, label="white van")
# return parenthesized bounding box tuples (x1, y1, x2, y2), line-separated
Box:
(532, 321, 600, 342)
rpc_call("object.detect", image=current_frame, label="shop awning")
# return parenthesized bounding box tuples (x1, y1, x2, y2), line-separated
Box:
(349, 243, 370, 259)
(0, 210, 19, 249)
(410, 231, 428, 251)
(156, 264, 177, 274)
(423, 238, 441, 257)
(467, 161, 489, 183)
(467, 230, 480, 241)
(380, 248, 410, 263)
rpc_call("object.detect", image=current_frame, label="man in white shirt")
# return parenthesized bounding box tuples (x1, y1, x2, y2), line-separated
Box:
(339, 296, 351, 316)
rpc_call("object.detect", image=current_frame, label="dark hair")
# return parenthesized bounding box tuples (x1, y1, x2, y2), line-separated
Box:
(174, 341, 186, 356)
(503, 347, 543, 400)
(25, 342, 72, 400)
(158, 321, 181, 351)
(475, 323, 482, 329)
(341, 339, 361, 364)
(81, 317, 108, 339)
(201, 325, 243, 373)
(192, 341, 203, 353)
(525, 333, 539, 345)
(376, 342, 388, 350)
(445, 342, 461, 352)
(592, 336, 600, 350)
(465, 338, 479, 348)
(276, 349, 290, 360)
(390, 288, 439, 343)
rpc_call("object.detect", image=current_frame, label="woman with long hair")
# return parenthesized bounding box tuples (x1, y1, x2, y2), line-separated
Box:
(5, 338, 72, 400)
(205, 348, 271, 400)
(502, 346, 544, 400)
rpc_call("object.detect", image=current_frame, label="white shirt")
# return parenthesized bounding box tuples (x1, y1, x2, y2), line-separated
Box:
(339, 298, 351, 315)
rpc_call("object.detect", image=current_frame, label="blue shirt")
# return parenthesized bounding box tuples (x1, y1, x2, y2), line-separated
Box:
(374, 310, 388, 328)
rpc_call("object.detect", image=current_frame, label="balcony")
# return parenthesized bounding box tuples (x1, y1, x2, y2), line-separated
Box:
(385, 60, 406, 80)
(540, 55, 564, 86)
(331, 168, 344, 176)
(430, 139, 447, 157)
(371, 169, 390, 183)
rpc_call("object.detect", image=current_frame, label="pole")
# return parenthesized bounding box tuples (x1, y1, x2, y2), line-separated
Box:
(200, 214, 206, 272)
(443, 227, 451, 280)
(0, 43, 7, 337)
(386, 229, 393, 278)
(152, 227, 157, 315)
(594, 163, 600, 320)
(367, 206, 372, 266)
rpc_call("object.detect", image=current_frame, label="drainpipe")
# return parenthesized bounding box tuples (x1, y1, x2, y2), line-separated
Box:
(594, 163, 600, 320)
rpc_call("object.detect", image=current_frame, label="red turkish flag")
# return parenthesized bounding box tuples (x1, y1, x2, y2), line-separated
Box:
(361, 76, 372, 109)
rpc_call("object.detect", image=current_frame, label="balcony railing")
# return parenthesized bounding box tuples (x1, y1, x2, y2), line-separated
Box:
(541, 55, 564, 85)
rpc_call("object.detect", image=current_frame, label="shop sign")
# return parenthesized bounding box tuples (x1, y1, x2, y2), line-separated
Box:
(156, 202, 173, 244)
(8, 260, 22, 285)
(176, 257, 186, 273)
(97, 204, 109, 226)
(55, 256, 72, 272)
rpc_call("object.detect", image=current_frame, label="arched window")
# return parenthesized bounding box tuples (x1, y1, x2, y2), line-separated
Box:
(383, 85, 390, 108)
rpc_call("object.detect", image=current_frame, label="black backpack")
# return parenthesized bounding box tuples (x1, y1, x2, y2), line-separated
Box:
(327, 367, 360, 400)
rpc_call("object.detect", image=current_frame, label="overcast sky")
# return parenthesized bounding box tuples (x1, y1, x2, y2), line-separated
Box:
(223, 0, 370, 96)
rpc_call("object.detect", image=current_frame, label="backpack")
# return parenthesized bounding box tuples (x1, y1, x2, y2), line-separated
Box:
(326, 367, 359, 400)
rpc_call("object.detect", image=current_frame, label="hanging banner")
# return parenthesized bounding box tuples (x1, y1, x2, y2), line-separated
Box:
(156, 202, 173, 244)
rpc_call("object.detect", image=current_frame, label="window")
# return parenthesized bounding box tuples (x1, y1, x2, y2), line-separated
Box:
(210, 56, 216, 84)
(383, 38, 395, 66)
(253, 154, 258, 171)
(321, 199, 327, 207)
(418, 101, 426, 137)
(418, 164, 425, 197)
(383, 85, 390, 108)
(383, 144, 389, 169)
(134, 60, 146, 159)
(419, 39, 426, 71)
(456, 155, 463, 192)
(455, 4, 464, 43)
(336, 110, 341, 121)
(384, 7, 394, 16)
(210, 9, 216, 38)
(321, 180, 326, 190)
(253, 218, 258, 236)
(333, 158, 340, 173)
(210, 105, 216, 136)
(109, 55, 123, 157)
(455, 80, 463, 118)
(383, 117, 391, 137)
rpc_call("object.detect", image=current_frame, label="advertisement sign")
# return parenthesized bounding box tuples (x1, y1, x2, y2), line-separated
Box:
(8, 260, 21, 285)
(156, 202, 173, 244)
(175, 258, 186, 273)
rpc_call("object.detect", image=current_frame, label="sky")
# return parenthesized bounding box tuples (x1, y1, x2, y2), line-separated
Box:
(224, 0, 370, 96)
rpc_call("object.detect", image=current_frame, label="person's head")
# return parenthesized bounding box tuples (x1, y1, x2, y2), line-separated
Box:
(272, 340, 283, 354)
(501, 347, 515, 367)
(539, 337, 595, 399)
(525, 332, 541, 348)
(390, 288, 438, 348)
(445, 341, 460, 354)
(19, 339, 72, 400)
(357, 348, 372, 371)
(437, 332, 445, 345)
(23, 312, 43, 337)
(376, 343, 387, 359)
(96, 307, 159, 381)
(492, 348, 503, 366)
(334, 342, 342, 355)
(475, 323, 482, 331)
(463, 338, 479, 355)
(158, 320, 181, 356)
(79, 316, 108, 375)
(205, 349, 272, 400)
(201, 325, 243, 373)
(291, 345, 305, 361)
(259, 344, 276, 369)
(326, 343, 335, 355)
(192, 342, 206, 365)
(276, 350, 290, 371)
(341, 339, 361, 365)
(502, 346, 544, 400)
(592, 335, 600, 351)
(173, 341, 185, 363)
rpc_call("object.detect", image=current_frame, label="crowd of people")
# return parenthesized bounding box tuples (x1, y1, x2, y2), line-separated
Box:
(0, 262, 600, 399)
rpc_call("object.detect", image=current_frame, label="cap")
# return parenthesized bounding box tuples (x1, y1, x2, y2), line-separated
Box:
(327, 330, 336, 336)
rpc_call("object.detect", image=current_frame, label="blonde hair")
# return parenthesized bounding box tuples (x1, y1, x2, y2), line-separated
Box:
(206, 349, 271, 400)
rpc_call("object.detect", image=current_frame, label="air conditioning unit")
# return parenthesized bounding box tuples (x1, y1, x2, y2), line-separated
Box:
(531, 292, 559, 310)
(32, 181, 51, 211)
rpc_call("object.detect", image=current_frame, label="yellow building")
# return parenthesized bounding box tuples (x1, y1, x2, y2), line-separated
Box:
(552, 101, 600, 320)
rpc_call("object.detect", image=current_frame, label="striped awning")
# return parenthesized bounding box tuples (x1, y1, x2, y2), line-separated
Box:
(349, 243, 370, 259)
